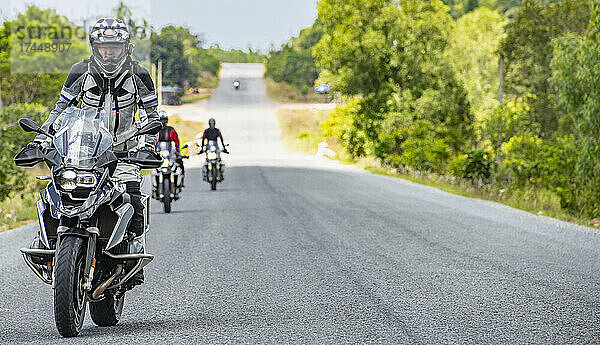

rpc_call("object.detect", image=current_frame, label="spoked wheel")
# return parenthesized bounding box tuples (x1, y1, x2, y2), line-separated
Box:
(162, 178, 171, 213)
(54, 236, 87, 337)
(211, 164, 217, 191)
(90, 292, 125, 327)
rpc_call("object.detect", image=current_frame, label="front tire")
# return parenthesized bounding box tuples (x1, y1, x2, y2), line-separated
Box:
(90, 293, 125, 327)
(162, 178, 171, 213)
(54, 236, 87, 337)
(211, 164, 217, 191)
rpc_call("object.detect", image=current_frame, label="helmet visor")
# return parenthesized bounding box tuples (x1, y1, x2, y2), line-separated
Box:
(96, 43, 125, 62)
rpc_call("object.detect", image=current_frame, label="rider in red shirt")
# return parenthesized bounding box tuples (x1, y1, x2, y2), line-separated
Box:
(158, 112, 179, 149)
(157, 111, 185, 185)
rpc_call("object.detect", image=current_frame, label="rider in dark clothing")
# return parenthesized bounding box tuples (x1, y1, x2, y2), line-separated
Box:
(200, 118, 227, 153)
(200, 118, 228, 181)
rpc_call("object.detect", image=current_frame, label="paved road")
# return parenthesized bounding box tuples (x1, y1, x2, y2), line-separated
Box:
(1, 63, 600, 344)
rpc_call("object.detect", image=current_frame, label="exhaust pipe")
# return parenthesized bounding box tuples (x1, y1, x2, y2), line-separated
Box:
(91, 264, 123, 299)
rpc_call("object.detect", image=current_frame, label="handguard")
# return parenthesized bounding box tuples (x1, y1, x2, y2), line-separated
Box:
(14, 145, 45, 167)
(122, 149, 163, 169)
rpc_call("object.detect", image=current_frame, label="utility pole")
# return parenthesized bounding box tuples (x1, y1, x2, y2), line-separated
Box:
(497, 52, 505, 154)
(499, 52, 504, 103)
(157, 60, 163, 106)
(150, 63, 156, 89)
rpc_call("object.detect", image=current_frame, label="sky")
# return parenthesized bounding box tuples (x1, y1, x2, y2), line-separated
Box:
(0, 0, 319, 51)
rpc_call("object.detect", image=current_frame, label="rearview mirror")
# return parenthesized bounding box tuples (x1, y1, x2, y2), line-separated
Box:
(137, 121, 163, 136)
(19, 118, 48, 135)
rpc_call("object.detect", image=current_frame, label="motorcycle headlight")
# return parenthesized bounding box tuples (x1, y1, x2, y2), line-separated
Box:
(76, 173, 97, 188)
(207, 152, 217, 160)
(56, 169, 77, 191)
(56, 170, 97, 191)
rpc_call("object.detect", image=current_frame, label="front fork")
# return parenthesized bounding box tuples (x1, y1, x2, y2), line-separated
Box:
(205, 161, 223, 181)
(53, 221, 98, 291)
(82, 230, 98, 291)
(158, 173, 174, 197)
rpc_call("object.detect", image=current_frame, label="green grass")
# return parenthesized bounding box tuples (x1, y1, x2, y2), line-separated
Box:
(167, 114, 205, 145)
(275, 108, 598, 229)
(182, 94, 211, 103)
(266, 78, 332, 104)
(276, 108, 333, 154)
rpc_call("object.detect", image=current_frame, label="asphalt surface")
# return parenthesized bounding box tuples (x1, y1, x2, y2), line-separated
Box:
(1, 63, 600, 344)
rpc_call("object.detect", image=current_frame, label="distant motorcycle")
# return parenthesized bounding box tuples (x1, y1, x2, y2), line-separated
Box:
(152, 142, 188, 213)
(14, 107, 162, 337)
(201, 141, 229, 190)
(233, 79, 240, 90)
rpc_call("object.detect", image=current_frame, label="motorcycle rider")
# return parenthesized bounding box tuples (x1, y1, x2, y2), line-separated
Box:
(157, 110, 185, 187)
(27, 18, 160, 285)
(199, 118, 228, 180)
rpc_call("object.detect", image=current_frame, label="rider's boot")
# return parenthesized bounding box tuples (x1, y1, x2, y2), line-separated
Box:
(127, 233, 145, 286)
(173, 175, 180, 200)
(28, 233, 45, 250)
(126, 184, 145, 286)
(151, 175, 159, 199)
(218, 163, 225, 181)
(202, 164, 208, 181)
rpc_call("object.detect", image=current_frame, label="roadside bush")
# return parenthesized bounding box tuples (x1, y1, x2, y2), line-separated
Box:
(448, 148, 494, 183)
(0, 103, 47, 201)
(540, 135, 577, 209)
(498, 133, 577, 209)
(499, 134, 543, 186)
(321, 98, 365, 157)
(481, 97, 539, 153)
(392, 120, 452, 174)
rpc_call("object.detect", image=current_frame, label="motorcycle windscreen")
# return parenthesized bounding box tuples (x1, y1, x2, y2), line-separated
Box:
(52, 107, 112, 168)
(207, 140, 219, 152)
(158, 141, 177, 159)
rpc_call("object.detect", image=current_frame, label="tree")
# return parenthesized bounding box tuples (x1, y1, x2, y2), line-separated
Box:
(150, 26, 196, 86)
(447, 7, 507, 120)
(500, 0, 591, 137)
(265, 21, 323, 88)
(551, 4, 600, 216)
(314, 0, 473, 163)
(206, 44, 265, 63)
(0, 5, 89, 106)
(465, 0, 480, 13)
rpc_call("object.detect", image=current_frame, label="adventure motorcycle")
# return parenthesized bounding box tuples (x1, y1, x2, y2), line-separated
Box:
(233, 79, 240, 90)
(201, 140, 229, 191)
(152, 142, 188, 213)
(15, 107, 162, 337)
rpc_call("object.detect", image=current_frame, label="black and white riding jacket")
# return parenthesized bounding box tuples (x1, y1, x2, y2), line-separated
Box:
(37, 57, 159, 151)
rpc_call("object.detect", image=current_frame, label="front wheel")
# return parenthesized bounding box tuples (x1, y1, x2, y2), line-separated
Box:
(211, 164, 217, 191)
(54, 236, 87, 337)
(90, 293, 125, 327)
(162, 178, 171, 213)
